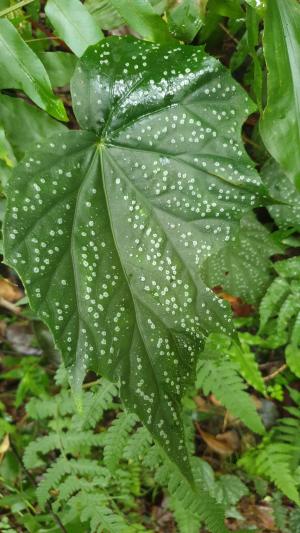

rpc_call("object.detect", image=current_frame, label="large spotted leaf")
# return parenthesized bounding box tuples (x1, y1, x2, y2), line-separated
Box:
(4, 36, 265, 475)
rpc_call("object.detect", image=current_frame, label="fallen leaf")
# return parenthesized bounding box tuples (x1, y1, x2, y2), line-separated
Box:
(213, 287, 254, 317)
(0, 434, 10, 462)
(0, 279, 23, 302)
(197, 425, 240, 455)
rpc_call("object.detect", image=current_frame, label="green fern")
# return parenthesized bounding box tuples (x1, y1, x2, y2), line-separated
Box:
(168, 496, 200, 533)
(70, 493, 130, 533)
(103, 411, 138, 473)
(240, 442, 299, 504)
(74, 379, 118, 430)
(36, 457, 71, 507)
(259, 257, 300, 376)
(24, 434, 60, 469)
(289, 508, 300, 533)
(156, 456, 230, 533)
(271, 492, 289, 533)
(239, 389, 300, 504)
(123, 426, 152, 462)
(196, 335, 265, 434)
(228, 333, 266, 394)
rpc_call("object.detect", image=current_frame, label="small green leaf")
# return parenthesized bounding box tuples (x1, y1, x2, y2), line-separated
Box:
(260, 0, 300, 190)
(0, 127, 16, 169)
(207, 0, 243, 19)
(45, 0, 104, 57)
(110, 0, 176, 43)
(167, 0, 204, 43)
(4, 36, 265, 475)
(244, 0, 265, 14)
(0, 19, 67, 122)
(38, 52, 77, 88)
(0, 94, 66, 160)
(84, 0, 124, 30)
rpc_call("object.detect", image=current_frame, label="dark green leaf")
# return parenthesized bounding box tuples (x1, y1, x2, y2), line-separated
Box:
(4, 36, 265, 474)
(110, 0, 176, 43)
(202, 212, 280, 304)
(260, 0, 300, 189)
(0, 19, 67, 122)
(45, 0, 104, 57)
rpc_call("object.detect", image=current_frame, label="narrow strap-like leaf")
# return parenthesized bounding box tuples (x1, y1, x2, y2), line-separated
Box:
(0, 19, 67, 122)
(45, 0, 104, 57)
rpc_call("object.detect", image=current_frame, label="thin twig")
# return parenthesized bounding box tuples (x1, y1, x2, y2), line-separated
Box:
(243, 134, 263, 151)
(263, 363, 287, 382)
(10, 440, 67, 533)
(219, 22, 239, 44)
(0, 296, 21, 315)
(82, 378, 102, 389)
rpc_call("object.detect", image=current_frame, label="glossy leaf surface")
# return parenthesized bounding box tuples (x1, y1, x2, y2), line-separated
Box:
(45, 0, 104, 57)
(0, 19, 67, 121)
(260, 0, 300, 189)
(4, 37, 265, 474)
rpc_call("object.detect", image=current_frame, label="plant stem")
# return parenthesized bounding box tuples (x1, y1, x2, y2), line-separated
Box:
(0, 0, 36, 18)
(263, 363, 287, 382)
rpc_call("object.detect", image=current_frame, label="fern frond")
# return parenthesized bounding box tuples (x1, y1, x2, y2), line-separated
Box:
(274, 256, 300, 278)
(104, 412, 137, 473)
(197, 356, 264, 434)
(277, 293, 299, 339)
(155, 456, 229, 533)
(169, 495, 201, 533)
(271, 492, 289, 533)
(70, 492, 129, 533)
(259, 277, 290, 331)
(36, 457, 71, 507)
(26, 390, 74, 420)
(74, 379, 117, 430)
(24, 434, 59, 468)
(68, 458, 109, 480)
(289, 508, 300, 533)
(54, 363, 69, 386)
(62, 430, 105, 454)
(55, 474, 85, 504)
(230, 336, 266, 394)
(123, 426, 152, 462)
(240, 443, 299, 504)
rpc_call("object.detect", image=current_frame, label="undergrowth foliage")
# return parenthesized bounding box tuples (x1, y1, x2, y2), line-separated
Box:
(23, 365, 248, 533)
